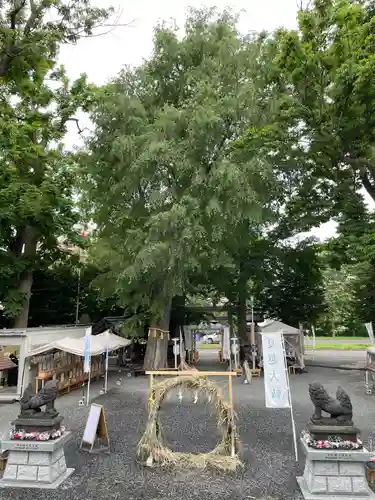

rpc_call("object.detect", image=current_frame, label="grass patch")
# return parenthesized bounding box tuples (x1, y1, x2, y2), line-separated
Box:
(306, 343, 371, 350)
(311, 336, 369, 341)
(198, 343, 220, 350)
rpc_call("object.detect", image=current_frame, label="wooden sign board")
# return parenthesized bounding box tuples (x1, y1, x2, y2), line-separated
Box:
(80, 403, 110, 453)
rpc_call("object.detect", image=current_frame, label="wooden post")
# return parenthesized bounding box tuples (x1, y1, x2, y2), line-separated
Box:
(228, 373, 235, 457)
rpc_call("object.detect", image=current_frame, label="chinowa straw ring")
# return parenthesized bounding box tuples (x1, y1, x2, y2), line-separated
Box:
(137, 375, 241, 471)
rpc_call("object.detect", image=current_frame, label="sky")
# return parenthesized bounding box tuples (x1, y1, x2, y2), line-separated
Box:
(58, 0, 374, 241)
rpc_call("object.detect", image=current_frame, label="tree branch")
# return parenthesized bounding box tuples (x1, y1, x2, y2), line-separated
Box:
(344, 155, 375, 202)
(359, 171, 375, 202)
(10, 0, 27, 30)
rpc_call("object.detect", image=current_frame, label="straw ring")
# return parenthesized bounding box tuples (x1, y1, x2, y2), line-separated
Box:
(137, 375, 241, 471)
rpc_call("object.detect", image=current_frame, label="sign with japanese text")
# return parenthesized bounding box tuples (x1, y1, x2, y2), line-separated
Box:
(262, 331, 290, 409)
(222, 327, 230, 360)
(84, 326, 92, 373)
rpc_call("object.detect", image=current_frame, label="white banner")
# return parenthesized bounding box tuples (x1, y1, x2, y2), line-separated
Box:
(222, 327, 230, 360)
(365, 322, 375, 344)
(183, 325, 192, 351)
(262, 331, 290, 409)
(173, 343, 180, 356)
(179, 328, 185, 357)
(83, 326, 92, 373)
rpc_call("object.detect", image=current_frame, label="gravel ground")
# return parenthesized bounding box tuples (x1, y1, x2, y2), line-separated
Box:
(305, 350, 367, 369)
(0, 363, 374, 500)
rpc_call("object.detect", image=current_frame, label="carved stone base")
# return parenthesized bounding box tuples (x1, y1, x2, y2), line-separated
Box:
(310, 417, 353, 427)
(297, 437, 375, 499)
(0, 432, 74, 489)
(308, 424, 360, 443)
(11, 415, 63, 434)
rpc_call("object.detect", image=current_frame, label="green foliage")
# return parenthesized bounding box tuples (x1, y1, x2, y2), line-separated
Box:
(26, 261, 123, 327)
(236, 0, 375, 240)
(0, 0, 113, 325)
(256, 241, 326, 327)
(82, 9, 278, 323)
(0, 0, 113, 82)
(0, 63, 95, 321)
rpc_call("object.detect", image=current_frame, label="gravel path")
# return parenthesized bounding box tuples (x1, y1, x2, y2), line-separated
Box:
(305, 350, 367, 369)
(0, 365, 374, 500)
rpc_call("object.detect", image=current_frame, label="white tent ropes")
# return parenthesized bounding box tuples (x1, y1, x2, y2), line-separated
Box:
(26, 330, 131, 399)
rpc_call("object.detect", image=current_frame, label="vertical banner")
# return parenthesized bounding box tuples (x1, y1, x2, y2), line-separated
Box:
(183, 325, 192, 351)
(262, 331, 298, 460)
(262, 332, 290, 408)
(222, 327, 231, 360)
(179, 327, 185, 356)
(365, 322, 375, 344)
(84, 326, 92, 373)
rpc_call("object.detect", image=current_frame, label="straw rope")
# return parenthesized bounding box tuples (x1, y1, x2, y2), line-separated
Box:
(138, 375, 241, 471)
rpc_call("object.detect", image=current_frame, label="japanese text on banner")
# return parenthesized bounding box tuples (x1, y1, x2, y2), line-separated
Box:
(84, 326, 92, 373)
(262, 332, 290, 408)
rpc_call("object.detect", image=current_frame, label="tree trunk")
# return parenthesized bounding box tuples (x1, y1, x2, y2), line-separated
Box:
(237, 266, 248, 343)
(13, 226, 38, 329)
(143, 298, 172, 370)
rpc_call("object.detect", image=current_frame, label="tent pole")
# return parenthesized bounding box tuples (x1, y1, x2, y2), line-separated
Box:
(87, 364, 91, 406)
(104, 338, 109, 393)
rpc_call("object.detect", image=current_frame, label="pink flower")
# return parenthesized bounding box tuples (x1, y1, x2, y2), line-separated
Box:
(323, 441, 329, 448)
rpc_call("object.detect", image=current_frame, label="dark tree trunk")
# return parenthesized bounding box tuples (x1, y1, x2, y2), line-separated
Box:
(13, 226, 38, 329)
(143, 298, 172, 370)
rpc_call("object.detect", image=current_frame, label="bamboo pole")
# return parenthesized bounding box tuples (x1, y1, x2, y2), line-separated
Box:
(146, 370, 237, 376)
(228, 373, 235, 457)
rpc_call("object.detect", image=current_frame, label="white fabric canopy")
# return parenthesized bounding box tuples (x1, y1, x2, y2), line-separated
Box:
(26, 330, 130, 358)
(260, 320, 300, 335)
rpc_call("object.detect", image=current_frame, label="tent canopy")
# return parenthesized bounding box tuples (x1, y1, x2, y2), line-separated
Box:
(259, 320, 300, 335)
(26, 330, 131, 358)
(258, 320, 304, 369)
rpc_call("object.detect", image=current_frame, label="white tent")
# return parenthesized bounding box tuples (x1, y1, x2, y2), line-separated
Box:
(259, 320, 300, 335)
(26, 330, 130, 358)
(25, 330, 131, 400)
(259, 320, 305, 369)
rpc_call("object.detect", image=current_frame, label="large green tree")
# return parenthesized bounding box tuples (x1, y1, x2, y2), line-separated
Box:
(0, 0, 112, 80)
(82, 9, 277, 369)
(0, 0, 113, 327)
(237, 0, 375, 238)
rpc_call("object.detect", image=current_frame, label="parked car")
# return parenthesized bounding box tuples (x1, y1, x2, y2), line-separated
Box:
(202, 332, 221, 344)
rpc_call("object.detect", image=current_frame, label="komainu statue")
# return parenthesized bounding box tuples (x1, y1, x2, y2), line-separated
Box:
(19, 380, 59, 418)
(308, 381, 353, 425)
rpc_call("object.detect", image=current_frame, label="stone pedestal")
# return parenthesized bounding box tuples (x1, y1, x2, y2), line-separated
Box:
(0, 432, 74, 489)
(308, 424, 359, 443)
(12, 415, 63, 434)
(297, 438, 375, 500)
